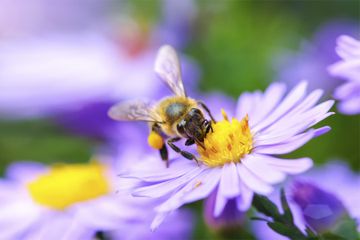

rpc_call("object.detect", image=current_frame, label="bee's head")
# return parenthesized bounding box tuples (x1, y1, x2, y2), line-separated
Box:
(177, 108, 211, 143)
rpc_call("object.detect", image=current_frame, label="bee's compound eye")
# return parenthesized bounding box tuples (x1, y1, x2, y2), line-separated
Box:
(191, 108, 201, 115)
(177, 120, 186, 135)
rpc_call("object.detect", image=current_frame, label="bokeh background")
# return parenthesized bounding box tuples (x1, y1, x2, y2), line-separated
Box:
(0, 0, 359, 239)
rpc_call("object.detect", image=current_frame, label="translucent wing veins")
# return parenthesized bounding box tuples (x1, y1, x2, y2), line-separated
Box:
(154, 45, 187, 97)
(108, 100, 162, 122)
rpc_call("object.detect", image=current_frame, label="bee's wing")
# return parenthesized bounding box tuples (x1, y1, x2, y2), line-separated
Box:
(108, 100, 162, 123)
(154, 45, 187, 97)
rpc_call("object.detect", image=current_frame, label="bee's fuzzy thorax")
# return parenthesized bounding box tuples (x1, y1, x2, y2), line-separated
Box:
(156, 96, 198, 136)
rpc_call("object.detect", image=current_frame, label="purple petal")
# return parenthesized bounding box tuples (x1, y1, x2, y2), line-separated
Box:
(249, 82, 287, 126)
(236, 92, 260, 119)
(151, 212, 170, 231)
(219, 163, 241, 198)
(333, 82, 359, 100)
(26, 215, 77, 240)
(0, 200, 42, 239)
(314, 126, 331, 137)
(74, 197, 126, 230)
(236, 182, 254, 211)
(252, 81, 308, 132)
(182, 168, 221, 203)
(155, 169, 219, 212)
(329, 59, 360, 80)
(255, 100, 334, 145)
(5, 162, 47, 183)
(133, 167, 204, 198)
(237, 162, 273, 195)
(214, 188, 227, 217)
(338, 97, 360, 115)
(242, 155, 286, 184)
(122, 158, 196, 182)
(255, 153, 313, 174)
(259, 98, 333, 138)
(335, 35, 360, 60)
(255, 130, 315, 155)
(290, 89, 324, 114)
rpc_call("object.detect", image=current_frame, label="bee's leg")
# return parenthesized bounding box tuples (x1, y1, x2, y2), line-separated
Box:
(185, 138, 195, 146)
(159, 144, 169, 167)
(205, 121, 213, 134)
(198, 101, 216, 123)
(150, 123, 169, 167)
(167, 137, 200, 165)
(151, 122, 161, 132)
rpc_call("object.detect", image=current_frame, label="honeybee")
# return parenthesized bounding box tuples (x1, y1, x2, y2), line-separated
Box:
(108, 45, 215, 166)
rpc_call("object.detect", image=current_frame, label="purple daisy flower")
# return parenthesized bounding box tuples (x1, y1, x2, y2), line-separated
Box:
(154, 0, 197, 49)
(275, 21, 357, 96)
(122, 81, 334, 229)
(292, 182, 348, 233)
(0, 160, 193, 239)
(328, 35, 360, 115)
(253, 161, 360, 239)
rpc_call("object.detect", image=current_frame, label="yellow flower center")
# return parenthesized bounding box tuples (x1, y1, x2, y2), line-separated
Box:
(197, 110, 253, 167)
(27, 162, 110, 210)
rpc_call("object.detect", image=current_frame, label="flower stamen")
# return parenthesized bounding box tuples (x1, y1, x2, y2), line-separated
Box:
(197, 111, 253, 167)
(27, 162, 110, 210)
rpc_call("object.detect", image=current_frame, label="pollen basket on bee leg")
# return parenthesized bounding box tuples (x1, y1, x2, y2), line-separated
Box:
(148, 131, 164, 150)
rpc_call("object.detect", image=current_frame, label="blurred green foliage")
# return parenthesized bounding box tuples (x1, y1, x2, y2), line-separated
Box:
(0, 120, 93, 175)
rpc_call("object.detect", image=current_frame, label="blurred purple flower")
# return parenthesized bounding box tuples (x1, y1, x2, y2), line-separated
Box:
(0, 0, 109, 38)
(154, 0, 197, 49)
(253, 161, 360, 239)
(0, 33, 123, 117)
(204, 190, 245, 230)
(122, 81, 333, 230)
(328, 35, 360, 115)
(54, 101, 117, 140)
(0, 159, 194, 240)
(275, 21, 357, 96)
(0, 0, 200, 120)
(292, 182, 347, 233)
